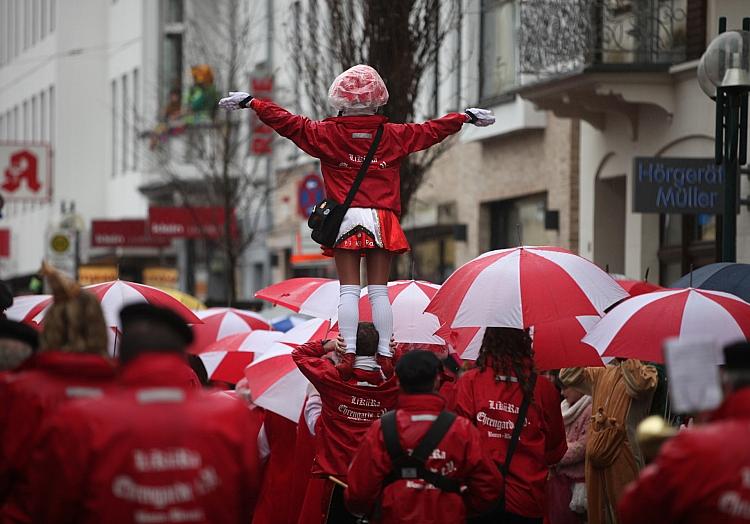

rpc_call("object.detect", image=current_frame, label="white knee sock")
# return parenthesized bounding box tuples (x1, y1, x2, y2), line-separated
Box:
(368, 285, 393, 356)
(338, 285, 360, 354)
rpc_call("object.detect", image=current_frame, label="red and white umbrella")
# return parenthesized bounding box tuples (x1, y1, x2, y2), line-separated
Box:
(255, 277, 339, 319)
(29, 281, 202, 329)
(6, 294, 50, 326)
(197, 330, 284, 384)
(438, 316, 603, 370)
(615, 278, 664, 297)
(337, 280, 444, 344)
(426, 246, 628, 330)
(200, 330, 284, 354)
(189, 308, 271, 353)
(243, 318, 334, 421)
(583, 288, 750, 363)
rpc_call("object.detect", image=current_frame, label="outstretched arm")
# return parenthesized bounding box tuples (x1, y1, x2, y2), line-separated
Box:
(219, 92, 324, 158)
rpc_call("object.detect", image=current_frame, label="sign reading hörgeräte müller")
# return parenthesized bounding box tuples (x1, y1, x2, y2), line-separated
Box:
(633, 157, 726, 214)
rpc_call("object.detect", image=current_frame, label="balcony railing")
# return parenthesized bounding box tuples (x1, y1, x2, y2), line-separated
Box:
(519, 0, 687, 79)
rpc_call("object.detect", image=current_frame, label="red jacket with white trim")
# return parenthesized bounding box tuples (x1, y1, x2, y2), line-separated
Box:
(251, 99, 467, 215)
(619, 387, 750, 524)
(345, 393, 503, 523)
(0, 351, 116, 516)
(291, 341, 399, 479)
(454, 367, 567, 518)
(25, 354, 264, 524)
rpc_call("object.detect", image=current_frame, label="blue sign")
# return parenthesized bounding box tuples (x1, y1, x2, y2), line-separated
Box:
(298, 174, 324, 218)
(633, 157, 726, 214)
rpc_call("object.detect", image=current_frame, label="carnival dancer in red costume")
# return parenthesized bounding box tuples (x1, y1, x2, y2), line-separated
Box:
(219, 65, 495, 378)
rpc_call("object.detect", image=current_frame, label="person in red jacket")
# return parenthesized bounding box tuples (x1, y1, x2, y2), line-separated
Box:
(345, 350, 502, 523)
(292, 322, 399, 524)
(0, 264, 116, 523)
(25, 303, 264, 524)
(219, 65, 495, 380)
(618, 341, 750, 524)
(455, 327, 567, 524)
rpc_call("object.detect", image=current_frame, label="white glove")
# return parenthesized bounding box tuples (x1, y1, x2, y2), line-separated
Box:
(218, 91, 252, 111)
(465, 108, 495, 127)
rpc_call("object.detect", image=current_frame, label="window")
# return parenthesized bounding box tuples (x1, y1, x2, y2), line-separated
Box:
(31, 95, 37, 140)
(111, 79, 117, 177)
(487, 193, 549, 249)
(22, 101, 28, 140)
(40, 90, 46, 140)
(132, 68, 139, 170)
(13, 106, 18, 139)
(166, 0, 184, 24)
(122, 74, 128, 172)
(9, 0, 15, 59)
(0, 114, 4, 139)
(480, 0, 517, 101)
(0, 0, 5, 64)
(162, 33, 183, 112)
(658, 213, 718, 285)
(50, 0, 55, 32)
(24, 0, 29, 50)
(48, 85, 54, 146)
(41, 0, 46, 39)
(32, 0, 38, 45)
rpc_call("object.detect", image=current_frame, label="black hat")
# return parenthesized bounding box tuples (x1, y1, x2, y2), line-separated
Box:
(119, 303, 194, 346)
(0, 318, 39, 351)
(395, 350, 443, 390)
(724, 341, 750, 370)
(0, 282, 13, 311)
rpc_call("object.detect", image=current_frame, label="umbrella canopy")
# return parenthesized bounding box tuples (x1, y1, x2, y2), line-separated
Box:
(438, 316, 603, 370)
(671, 263, 750, 303)
(200, 329, 284, 354)
(616, 279, 664, 297)
(5, 294, 50, 326)
(426, 246, 628, 330)
(255, 278, 339, 319)
(583, 288, 750, 363)
(354, 280, 444, 344)
(29, 281, 202, 328)
(197, 330, 283, 385)
(189, 308, 271, 353)
(270, 313, 310, 332)
(242, 318, 335, 421)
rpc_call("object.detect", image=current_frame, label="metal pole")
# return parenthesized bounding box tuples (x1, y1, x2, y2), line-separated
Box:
(723, 90, 739, 262)
(264, 0, 274, 288)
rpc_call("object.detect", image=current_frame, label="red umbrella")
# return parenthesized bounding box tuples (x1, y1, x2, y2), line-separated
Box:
(437, 316, 603, 370)
(200, 330, 284, 354)
(5, 294, 50, 327)
(243, 318, 334, 421)
(255, 278, 339, 319)
(426, 246, 627, 330)
(333, 280, 444, 344)
(583, 288, 750, 363)
(196, 330, 285, 384)
(615, 279, 664, 297)
(189, 308, 272, 353)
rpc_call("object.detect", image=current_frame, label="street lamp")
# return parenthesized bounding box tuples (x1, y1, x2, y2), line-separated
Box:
(699, 24, 750, 263)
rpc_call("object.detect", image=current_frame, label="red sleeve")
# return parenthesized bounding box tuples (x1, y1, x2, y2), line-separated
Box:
(453, 373, 476, 423)
(537, 377, 567, 465)
(240, 405, 265, 521)
(291, 341, 339, 389)
(344, 421, 391, 516)
(251, 99, 324, 159)
(460, 422, 504, 515)
(0, 387, 44, 503)
(26, 407, 89, 524)
(388, 113, 466, 155)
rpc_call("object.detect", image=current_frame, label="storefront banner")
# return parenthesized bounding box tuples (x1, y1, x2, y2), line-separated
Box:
(91, 219, 170, 248)
(633, 157, 726, 214)
(148, 207, 238, 239)
(143, 267, 180, 289)
(78, 265, 119, 286)
(0, 229, 9, 258)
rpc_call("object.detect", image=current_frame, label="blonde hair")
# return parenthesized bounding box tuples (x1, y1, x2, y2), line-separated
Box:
(39, 262, 108, 356)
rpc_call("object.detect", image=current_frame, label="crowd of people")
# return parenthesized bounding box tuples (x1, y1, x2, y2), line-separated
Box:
(1, 265, 749, 523)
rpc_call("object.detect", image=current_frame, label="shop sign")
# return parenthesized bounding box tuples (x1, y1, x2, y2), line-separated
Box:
(46, 230, 76, 280)
(633, 157, 725, 214)
(148, 207, 238, 239)
(91, 219, 170, 248)
(0, 143, 52, 202)
(0, 229, 9, 258)
(143, 267, 179, 289)
(298, 173, 324, 218)
(78, 265, 118, 285)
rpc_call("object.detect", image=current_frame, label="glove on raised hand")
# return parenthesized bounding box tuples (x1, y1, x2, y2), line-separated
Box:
(218, 91, 253, 111)
(465, 108, 495, 127)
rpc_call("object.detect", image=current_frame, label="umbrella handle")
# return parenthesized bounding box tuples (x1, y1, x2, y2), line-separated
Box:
(328, 475, 348, 489)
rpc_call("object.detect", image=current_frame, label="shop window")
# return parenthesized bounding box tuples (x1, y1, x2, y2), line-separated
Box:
(480, 0, 517, 102)
(658, 213, 718, 286)
(487, 193, 548, 249)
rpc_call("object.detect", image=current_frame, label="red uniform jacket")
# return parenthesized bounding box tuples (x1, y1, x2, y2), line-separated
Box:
(252, 99, 466, 215)
(454, 368, 567, 518)
(619, 388, 750, 524)
(291, 341, 399, 479)
(346, 393, 503, 523)
(252, 412, 298, 524)
(0, 351, 116, 520)
(25, 354, 263, 524)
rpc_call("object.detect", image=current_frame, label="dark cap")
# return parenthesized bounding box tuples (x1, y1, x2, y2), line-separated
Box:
(0, 318, 39, 351)
(395, 350, 443, 392)
(724, 341, 750, 370)
(120, 303, 194, 346)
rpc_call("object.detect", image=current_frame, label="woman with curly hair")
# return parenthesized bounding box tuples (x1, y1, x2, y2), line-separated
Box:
(0, 263, 116, 522)
(455, 327, 567, 524)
